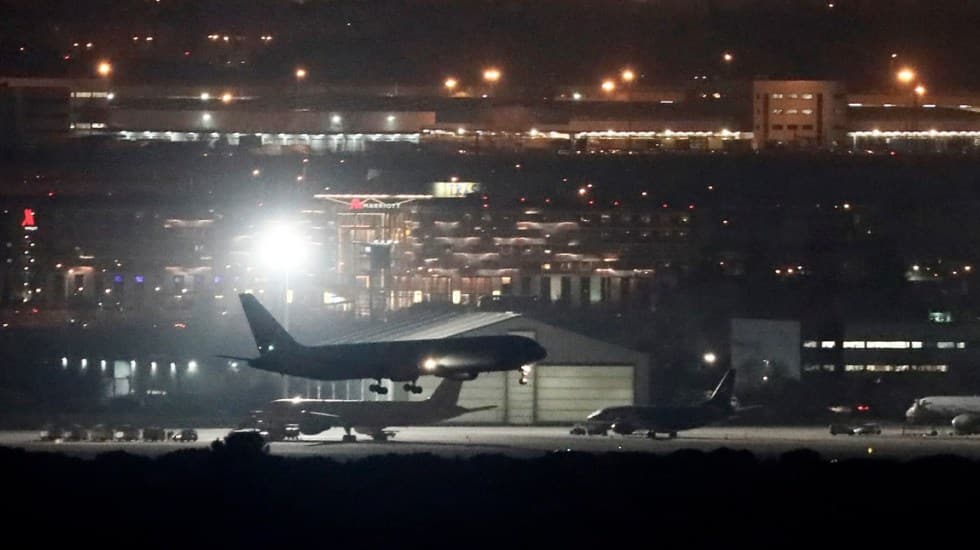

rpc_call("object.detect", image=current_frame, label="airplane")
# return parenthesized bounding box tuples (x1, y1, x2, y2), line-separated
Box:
(578, 369, 744, 439)
(221, 293, 547, 395)
(246, 377, 496, 442)
(905, 395, 980, 434)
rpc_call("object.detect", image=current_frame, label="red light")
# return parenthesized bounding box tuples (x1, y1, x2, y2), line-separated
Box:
(612, 200, 620, 206)
(520, 197, 526, 203)
(21, 208, 36, 228)
(661, 203, 669, 209)
(688, 204, 695, 210)
(545, 198, 551, 204)
(857, 404, 870, 412)
(587, 199, 595, 206)
(349, 198, 363, 210)
(481, 195, 489, 201)
(47, 192, 55, 198)
(184, 51, 191, 56)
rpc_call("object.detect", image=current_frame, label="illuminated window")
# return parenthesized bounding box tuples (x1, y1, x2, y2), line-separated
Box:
(771, 93, 784, 99)
(911, 341, 923, 349)
(801, 93, 814, 100)
(957, 342, 967, 349)
(937, 341, 955, 349)
(801, 109, 814, 115)
(865, 341, 910, 349)
(844, 364, 865, 372)
(802, 341, 818, 348)
(786, 109, 798, 115)
(820, 341, 836, 349)
(843, 341, 865, 348)
(772, 108, 784, 114)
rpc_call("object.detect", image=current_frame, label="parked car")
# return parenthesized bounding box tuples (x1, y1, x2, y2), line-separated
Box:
(172, 428, 198, 442)
(830, 423, 855, 435)
(39, 424, 65, 441)
(114, 425, 141, 441)
(88, 424, 112, 442)
(852, 423, 882, 435)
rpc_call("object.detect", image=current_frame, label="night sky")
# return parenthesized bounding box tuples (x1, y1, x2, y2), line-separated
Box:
(2, 0, 979, 91)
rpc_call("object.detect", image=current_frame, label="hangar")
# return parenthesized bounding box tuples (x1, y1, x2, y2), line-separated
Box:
(319, 311, 650, 425)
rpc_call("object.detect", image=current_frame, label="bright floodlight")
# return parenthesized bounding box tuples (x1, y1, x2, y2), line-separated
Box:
(96, 61, 112, 77)
(295, 67, 307, 80)
(703, 352, 717, 364)
(482, 68, 501, 83)
(601, 79, 616, 93)
(444, 77, 458, 90)
(256, 223, 309, 270)
(914, 84, 926, 96)
(897, 67, 916, 84)
(621, 68, 635, 83)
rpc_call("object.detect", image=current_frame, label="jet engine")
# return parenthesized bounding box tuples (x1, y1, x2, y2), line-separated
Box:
(610, 422, 635, 435)
(298, 413, 333, 436)
(951, 413, 980, 435)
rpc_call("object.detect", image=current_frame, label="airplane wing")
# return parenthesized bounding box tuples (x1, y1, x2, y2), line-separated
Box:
(303, 411, 344, 420)
(462, 405, 498, 413)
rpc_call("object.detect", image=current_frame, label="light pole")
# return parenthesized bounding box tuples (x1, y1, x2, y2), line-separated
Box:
(255, 221, 310, 397)
(482, 67, 501, 97)
(896, 67, 917, 151)
(444, 77, 458, 96)
(294, 67, 307, 108)
(621, 68, 636, 152)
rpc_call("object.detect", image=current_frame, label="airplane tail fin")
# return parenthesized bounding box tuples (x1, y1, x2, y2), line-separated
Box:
(239, 293, 299, 355)
(707, 369, 736, 409)
(427, 378, 464, 407)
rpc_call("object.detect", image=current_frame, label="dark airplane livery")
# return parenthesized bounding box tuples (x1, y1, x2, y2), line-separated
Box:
(584, 369, 739, 439)
(222, 294, 547, 394)
(252, 377, 495, 442)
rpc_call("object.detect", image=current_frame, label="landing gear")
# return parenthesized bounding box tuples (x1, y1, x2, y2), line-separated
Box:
(519, 364, 531, 385)
(370, 432, 391, 441)
(368, 380, 389, 395)
(341, 426, 356, 443)
(647, 431, 657, 439)
(403, 382, 423, 394)
(668, 431, 678, 439)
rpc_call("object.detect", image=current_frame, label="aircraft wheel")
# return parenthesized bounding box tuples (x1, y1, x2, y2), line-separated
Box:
(668, 431, 678, 439)
(647, 431, 657, 439)
(412, 386, 423, 394)
(378, 386, 389, 395)
(342, 434, 356, 443)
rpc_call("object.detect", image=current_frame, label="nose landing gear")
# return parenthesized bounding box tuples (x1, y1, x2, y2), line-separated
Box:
(519, 365, 532, 385)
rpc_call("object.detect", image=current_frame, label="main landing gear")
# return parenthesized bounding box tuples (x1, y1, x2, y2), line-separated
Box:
(368, 379, 389, 395)
(403, 381, 423, 394)
(341, 426, 356, 443)
(519, 365, 531, 385)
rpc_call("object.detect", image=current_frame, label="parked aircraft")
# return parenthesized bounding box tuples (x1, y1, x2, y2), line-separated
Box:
(248, 377, 495, 441)
(222, 294, 547, 394)
(905, 395, 980, 434)
(579, 369, 742, 439)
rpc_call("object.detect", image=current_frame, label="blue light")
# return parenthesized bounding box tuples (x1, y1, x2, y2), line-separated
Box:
(134, 276, 144, 283)
(113, 275, 123, 283)
(213, 275, 222, 284)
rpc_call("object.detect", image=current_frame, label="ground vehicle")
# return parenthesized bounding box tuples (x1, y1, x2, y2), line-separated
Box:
(114, 425, 141, 441)
(39, 424, 65, 441)
(172, 428, 198, 442)
(830, 422, 882, 435)
(570, 423, 608, 435)
(142, 426, 166, 441)
(852, 423, 882, 435)
(829, 423, 854, 435)
(88, 424, 112, 442)
(282, 424, 301, 440)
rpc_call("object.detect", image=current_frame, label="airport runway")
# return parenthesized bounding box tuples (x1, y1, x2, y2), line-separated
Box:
(3, 425, 980, 461)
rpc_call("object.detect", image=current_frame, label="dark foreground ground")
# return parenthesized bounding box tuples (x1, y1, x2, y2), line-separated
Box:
(1, 442, 973, 547)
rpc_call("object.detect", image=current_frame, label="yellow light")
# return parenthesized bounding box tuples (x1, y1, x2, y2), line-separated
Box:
(221, 92, 233, 103)
(482, 68, 501, 83)
(444, 77, 458, 90)
(601, 79, 616, 93)
(897, 67, 916, 84)
(295, 67, 307, 80)
(96, 61, 112, 77)
(914, 84, 926, 97)
(723, 52, 734, 62)
(620, 68, 635, 83)
(422, 358, 438, 371)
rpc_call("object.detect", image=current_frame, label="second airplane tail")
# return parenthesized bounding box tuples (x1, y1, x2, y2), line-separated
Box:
(239, 293, 300, 355)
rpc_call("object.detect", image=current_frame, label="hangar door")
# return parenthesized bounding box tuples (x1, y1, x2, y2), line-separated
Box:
(535, 366, 633, 423)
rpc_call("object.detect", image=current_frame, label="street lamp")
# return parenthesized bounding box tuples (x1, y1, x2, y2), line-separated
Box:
(896, 67, 916, 85)
(703, 352, 718, 365)
(620, 68, 637, 152)
(295, 67, 307, 80)
(96, 60, 112, 77)
(444, 77, 458, 95)
(896, 68, 919, 150)
(601, 79, 616, 94)
(482, 67, 501, 97)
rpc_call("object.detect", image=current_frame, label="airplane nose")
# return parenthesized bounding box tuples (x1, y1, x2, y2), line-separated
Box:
(533, 342, 547, 361)
(905, 404, 920, 422)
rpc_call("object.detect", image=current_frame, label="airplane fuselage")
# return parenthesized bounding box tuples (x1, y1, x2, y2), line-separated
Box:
(251, 334, 545, 382)
(588, 404, 730, 434)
